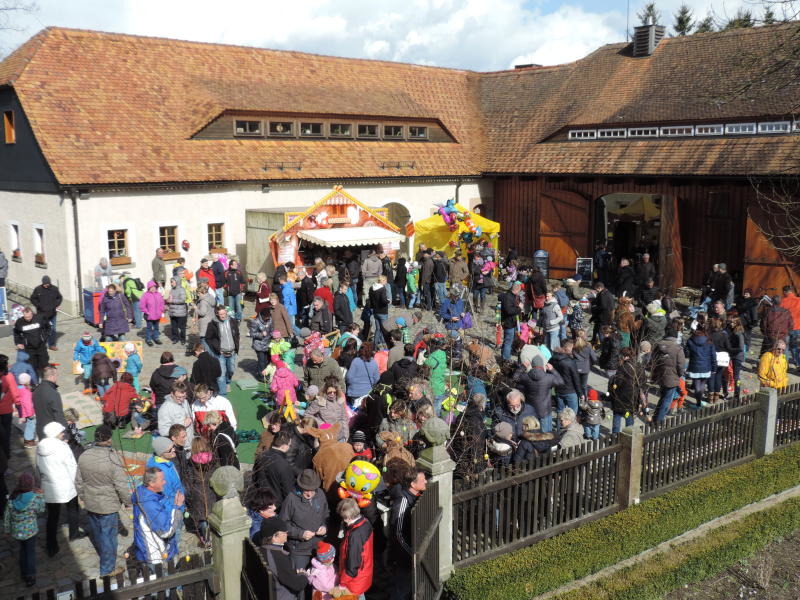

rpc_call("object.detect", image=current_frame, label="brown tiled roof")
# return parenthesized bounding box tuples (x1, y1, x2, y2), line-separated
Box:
(481, 23, 800, 176)
(1, 24, 797, 185)
(1, 28, 484, 185)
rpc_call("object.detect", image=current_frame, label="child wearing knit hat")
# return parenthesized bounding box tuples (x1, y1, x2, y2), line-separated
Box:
(306, 540, 337, 597)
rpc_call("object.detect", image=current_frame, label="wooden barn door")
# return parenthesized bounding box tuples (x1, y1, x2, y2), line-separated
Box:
(538, 190, 591, 279)
(658, 195, 684, 292)
(744, 213, 800, 292)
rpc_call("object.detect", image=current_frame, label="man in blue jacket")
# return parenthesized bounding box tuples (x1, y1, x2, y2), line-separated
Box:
(439, 286, 465, 332)
(145, 437, 186, 544)
(72, 332, 105, 393)
(132, 467, 184, 565)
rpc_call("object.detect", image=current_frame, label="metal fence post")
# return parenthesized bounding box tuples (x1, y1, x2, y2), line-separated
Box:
(753, 388, 779, 457)
(417, 444, 456, 581)
(208, 496, 251, 600)
(616, 425, 644, 508)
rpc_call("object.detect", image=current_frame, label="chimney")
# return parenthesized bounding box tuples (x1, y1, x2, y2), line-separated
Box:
(633, 24, 666, 57)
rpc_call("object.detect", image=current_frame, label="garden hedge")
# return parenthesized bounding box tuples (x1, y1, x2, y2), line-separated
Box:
(552, 495, 800, 600)
(443, 442, 800, 600)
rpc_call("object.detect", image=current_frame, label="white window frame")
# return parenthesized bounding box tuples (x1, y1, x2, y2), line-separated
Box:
(660, 126, 694, 137)
(725, 123, 756, 135)
(597, 128, 627, 139)
(568, 129, 597, 140)
(32, 224, 45, 256)
(627, 127, 659, 138)
(758, 121, 791, 134)
(695, 124, 724, 136)
(9, 221, 20, 252)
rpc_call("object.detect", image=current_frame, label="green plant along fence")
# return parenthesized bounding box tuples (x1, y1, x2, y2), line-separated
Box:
(775, 383, 800, 447)
(452, 437, 621, 567)
(639, 396, 759, 498)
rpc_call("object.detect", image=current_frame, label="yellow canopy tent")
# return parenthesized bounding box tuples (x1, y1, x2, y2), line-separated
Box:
(609, 197, 661, 221)
(413, 204, 501, 257)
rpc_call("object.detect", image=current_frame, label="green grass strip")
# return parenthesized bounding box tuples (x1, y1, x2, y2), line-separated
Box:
(552, 495, 800, 600)
(444, 443, 800, 600)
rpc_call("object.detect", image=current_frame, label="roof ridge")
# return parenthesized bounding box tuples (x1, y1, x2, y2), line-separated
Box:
(41, 26, 480, 75)
(0, 27, 53, 86)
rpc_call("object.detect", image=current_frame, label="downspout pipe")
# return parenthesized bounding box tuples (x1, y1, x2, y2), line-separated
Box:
(69, 188, 84, 316)
(455, 179, 462, 206)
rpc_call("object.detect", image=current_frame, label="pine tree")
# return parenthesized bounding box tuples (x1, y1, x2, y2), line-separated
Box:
(695, 14, 715, 33)
(763, 6, 776, 24)
(672, 4, 694, 35)
(723, 8, 755, 30)
(637, 2, 661, 25)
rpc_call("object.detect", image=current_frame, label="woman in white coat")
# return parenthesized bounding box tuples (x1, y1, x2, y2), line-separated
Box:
(36, 421, 84, 556)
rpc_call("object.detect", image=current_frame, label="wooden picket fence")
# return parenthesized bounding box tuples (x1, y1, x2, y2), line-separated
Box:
(775, 383, 800, 447)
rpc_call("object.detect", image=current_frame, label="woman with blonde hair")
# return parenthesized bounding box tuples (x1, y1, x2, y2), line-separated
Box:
(758, 339, 789, 390)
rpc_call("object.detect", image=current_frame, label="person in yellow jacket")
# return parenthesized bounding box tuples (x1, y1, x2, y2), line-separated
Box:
(758, 339, 789, 389)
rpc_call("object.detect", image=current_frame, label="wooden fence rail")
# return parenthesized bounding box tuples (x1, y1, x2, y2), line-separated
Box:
(776, 383, 800, 448)
(452, 437, 621, 567)
(640, 397, 759, 498)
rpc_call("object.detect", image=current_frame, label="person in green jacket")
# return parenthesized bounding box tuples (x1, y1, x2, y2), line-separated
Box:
(3, 472, 46, 587)
(423, 336, 448, 415)
(121, 273, 145, 328)
(406, 262, 420, 308)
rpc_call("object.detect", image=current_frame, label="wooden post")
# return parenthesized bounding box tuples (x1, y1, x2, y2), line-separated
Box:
(753, 388, 779, 457)
(417, 444, 456, 581)
(208, 496, 251, 600)
(616, 425, 644, 508)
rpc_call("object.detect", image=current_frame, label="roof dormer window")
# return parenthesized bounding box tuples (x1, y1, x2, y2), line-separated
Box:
(269, 121, 293, 136)
(384, 125, 404, 139)
(330, 123, 353, 138)
(357, 124, 378, 139)
(695, 124, 724, 136)
(300, 122, 323, 137)
(597, 128, 626, 139)
(660, 126, 694, 137)
(568, 130, 596, 140)
(758, 121, 790, 134)
(409, 126, 428, 139)
(234, 120, 262, 136)
(628, 127, 659, 138)
(725, 123, 756, 135)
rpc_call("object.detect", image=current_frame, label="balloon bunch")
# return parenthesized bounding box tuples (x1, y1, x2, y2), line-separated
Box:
(435, 197, 460, 231)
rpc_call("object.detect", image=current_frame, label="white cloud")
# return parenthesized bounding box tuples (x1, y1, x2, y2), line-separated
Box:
(1, 0, 760, 69)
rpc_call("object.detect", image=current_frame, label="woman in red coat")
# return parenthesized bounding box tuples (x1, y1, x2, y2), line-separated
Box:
(337, 497, 373, 596)
(102, 372, 137, 429)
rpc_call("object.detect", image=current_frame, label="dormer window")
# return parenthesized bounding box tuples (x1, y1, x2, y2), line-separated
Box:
(357, 124, 378, 138)
(628, 127, 658, 138)
(234, 120, 262, 136)
(568, 130, 596, 140)
(725, 123, 756, 135)
(695, 124, 724, 136)
(758, 121, 790, 133)
(300, 122, 323, 137)
(269, 121, 293, 136)
(384, 125, 404, 139)
(597, 128, 626, 139)
(409, 126, 428, 139)
(330, 123, 352, 137)
(661, 126, 694, 137)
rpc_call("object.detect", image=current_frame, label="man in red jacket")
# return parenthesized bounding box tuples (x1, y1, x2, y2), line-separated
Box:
(195, 257, 216, 291)
(760, 295, 794, 358)
(337, 497, 373, 598)
(781, 286, 800, 368)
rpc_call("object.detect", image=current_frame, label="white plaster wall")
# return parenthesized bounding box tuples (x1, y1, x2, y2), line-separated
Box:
(81, 180, 493, 286)
(0, 191, 77, 312)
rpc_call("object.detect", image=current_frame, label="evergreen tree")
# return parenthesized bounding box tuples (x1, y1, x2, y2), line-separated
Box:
(672, 4, 694, 35)
(695, 14, 715, 33)
(724, 8, 755, 30)
(637, 2, 661, 25)
(763, 6, 776, 24)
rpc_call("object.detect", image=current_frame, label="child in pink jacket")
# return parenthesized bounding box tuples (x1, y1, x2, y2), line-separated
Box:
(269, 357, 298, 408)
(139, 281, 165, 346)
(306, 541, 337, 598)
(15, 372, 36, 447)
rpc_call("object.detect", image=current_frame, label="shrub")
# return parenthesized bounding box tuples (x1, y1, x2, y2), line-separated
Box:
(444, 443, 800, 600)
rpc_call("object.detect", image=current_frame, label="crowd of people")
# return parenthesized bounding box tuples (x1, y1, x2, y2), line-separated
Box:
(1, 242, 798, 597)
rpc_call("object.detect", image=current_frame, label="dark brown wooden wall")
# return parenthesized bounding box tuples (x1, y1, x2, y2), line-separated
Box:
(492, 175, 752, 288)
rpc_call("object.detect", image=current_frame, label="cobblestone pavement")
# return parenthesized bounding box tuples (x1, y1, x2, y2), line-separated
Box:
(0, 294, 795, 593)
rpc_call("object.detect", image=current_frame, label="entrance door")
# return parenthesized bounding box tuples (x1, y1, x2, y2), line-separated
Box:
(245, 210, 284, 290)
(658, 195, 683, 291)
(412, 479, 442, 600)
(539, 190, 591, 279)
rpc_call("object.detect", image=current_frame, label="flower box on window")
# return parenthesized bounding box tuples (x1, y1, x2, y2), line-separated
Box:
(34, 253, 45, 265)
(110, 256, 132, 266)
(162, 251, 181, 261)
(209, 247, 228, 255)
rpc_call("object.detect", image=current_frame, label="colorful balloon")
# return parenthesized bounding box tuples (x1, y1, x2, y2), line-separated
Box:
(338, 460, 382, 507)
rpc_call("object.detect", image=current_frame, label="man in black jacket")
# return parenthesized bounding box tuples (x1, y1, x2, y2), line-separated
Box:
(309, 296, 332, 335)
(389, 466, 426, 600)
(253, 431, 296, 507)
(258, 516, 308, 598)
(205, 306, 240, 394)
(499, 282, 522, 361)
(549, 339, 583, 414)
(432, 252, 449, 309)
(634, 253, 656, 288)
(31, 276, 62, 350)
(333, 283, 353, 329)
(32, 366, 66, 440)
(296, 268, 316, 326)
(13, 306, 50, 374)
(512, 355, 563, 433)
(190, 343, 222, 393)
(591, 282, 615, 344)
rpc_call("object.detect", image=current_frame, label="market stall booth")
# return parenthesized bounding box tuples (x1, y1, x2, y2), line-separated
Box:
(413, 201, 501, 257)
(269, 186, 406, 267)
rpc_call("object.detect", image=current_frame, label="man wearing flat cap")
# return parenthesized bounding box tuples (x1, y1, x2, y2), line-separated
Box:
(258, 516, 308, 598)
(278, 469, 329, 569)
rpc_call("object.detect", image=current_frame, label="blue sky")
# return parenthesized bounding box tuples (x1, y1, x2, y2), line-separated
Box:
(2, 0, 755, 70)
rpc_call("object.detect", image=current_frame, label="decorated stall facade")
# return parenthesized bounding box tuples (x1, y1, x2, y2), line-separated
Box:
(269, 186, 406, 266)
